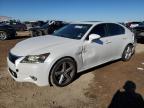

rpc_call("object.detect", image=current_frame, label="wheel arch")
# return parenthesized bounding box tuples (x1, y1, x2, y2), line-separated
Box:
(122, 42, 134, 54)
(127, 43, 134, 47)
(0, 30, 8, 34)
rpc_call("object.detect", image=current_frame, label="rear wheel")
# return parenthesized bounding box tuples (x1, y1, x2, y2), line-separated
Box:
(0, 31, 8, 40)
(50, 58, 76, 87)
(122, 45, 133, 61)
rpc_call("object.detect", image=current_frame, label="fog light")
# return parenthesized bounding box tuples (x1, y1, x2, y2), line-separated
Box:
(30, 76, 37, 81)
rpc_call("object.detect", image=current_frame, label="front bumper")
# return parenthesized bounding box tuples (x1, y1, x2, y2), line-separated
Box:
(7, 57, 51, 86)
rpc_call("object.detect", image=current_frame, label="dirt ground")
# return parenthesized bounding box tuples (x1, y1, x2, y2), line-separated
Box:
(0, 32, 144, 108)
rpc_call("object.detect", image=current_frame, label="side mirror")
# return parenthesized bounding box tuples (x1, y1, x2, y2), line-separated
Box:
(88, 34, 101, 43)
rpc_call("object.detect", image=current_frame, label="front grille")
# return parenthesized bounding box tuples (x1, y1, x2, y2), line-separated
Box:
(8, 52, 21, 64)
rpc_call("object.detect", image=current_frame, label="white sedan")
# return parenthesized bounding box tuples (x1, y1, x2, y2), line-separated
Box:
(7, 22, 135, 87)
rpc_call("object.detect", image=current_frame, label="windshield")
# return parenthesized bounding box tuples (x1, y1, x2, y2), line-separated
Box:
(53, 24, 92, 39)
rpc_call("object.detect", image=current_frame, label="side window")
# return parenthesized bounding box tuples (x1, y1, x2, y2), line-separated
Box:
(107, 23, 125, 36)
(89, 24, 107, 37)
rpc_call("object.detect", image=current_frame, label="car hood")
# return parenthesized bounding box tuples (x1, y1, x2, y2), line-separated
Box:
(11, 35, 79, 56)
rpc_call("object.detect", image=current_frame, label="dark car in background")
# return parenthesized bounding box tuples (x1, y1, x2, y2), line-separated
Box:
(29, 21, 68, 37)
(0, 24, 16, 40)
(10, 22, 27, 31)
(25, 20, 46, 30)
(126, 21, 141, 30)
(133, 22, 144, 40)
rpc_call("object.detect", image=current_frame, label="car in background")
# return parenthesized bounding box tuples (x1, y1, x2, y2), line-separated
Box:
(7, 22, 135, 87)
(126, 22, 141, 30)
(10, 22, 27, 31)
(133, 21, 144, 40)
(0, 24, 16, 40)
(25, 20, 46, 30)
(29, 21, 67, 37)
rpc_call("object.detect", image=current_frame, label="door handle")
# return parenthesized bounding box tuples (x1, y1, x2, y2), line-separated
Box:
(123, 37, 127, 40)
(105, 41, 112, 44)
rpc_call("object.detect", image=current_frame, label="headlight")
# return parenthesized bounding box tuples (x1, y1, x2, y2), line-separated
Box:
(21, 53, 50, 63)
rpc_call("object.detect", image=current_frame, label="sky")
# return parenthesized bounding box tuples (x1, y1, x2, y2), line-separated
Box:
(0, 0, 144, 22)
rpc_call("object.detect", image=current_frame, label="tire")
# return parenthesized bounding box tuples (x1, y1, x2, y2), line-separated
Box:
(0, 31, 8, 40)
(37, 30, 42, 36)
(31, 31, 37, 37)
(43, 29, 48, 35)
(50, 58, 76, 87)
(122, 45, 133, 61)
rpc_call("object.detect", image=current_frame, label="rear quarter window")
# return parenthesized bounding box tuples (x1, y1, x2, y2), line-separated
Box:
(107, 23, 125, 36)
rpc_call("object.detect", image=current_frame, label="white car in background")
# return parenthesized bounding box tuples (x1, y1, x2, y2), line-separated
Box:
(126, 21, 141, 29)
(7, 22, 135, 87)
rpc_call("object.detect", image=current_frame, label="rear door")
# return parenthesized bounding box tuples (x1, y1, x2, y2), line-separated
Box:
(106, 23, 126, 59)
(82, 23, 126, 69)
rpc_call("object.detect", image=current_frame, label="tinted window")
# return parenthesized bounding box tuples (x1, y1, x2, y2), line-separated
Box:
(89, 24, 107, 37)
(107, 23, 125, 36)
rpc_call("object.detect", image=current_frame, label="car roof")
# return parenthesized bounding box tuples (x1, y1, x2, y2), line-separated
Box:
(70, 21, 119, 25)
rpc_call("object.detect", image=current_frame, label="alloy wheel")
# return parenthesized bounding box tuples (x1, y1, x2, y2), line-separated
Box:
(0, 31, 7, 40)
(51, 59, 76, 87)
(124, 46, 132, 60)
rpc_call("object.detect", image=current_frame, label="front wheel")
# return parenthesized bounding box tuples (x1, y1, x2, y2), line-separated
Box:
(50, 58, 76, 87)
(0, 31, 8, 40)
(122, 45, 133, 61)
